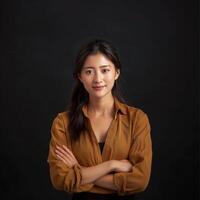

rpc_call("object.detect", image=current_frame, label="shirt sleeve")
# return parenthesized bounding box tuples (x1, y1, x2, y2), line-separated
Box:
(47, 113, 94, 193)
(113, 110, 152, 196)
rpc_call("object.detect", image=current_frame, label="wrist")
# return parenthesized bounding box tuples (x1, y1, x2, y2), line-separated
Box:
(79, 164, 87, 170)
(108, 160, 116, 172)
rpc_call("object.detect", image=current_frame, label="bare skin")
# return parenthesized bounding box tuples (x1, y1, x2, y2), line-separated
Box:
(55, 53, 133, 190)
(55, 145, 132, 190)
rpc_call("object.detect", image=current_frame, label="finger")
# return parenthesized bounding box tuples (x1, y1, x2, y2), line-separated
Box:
(55, 150, 73, 163)
(55, 149, 74, 163)
(55, 145, 78, 164)
(61, 145, 75, 159)
(56, 151, 75, 167)
(56, 154, 70, 166)
(56, 146, 74, 160)
(55, 148, 77, 164)
(62, 145, 78, 162)
(62, 145, 77, 159)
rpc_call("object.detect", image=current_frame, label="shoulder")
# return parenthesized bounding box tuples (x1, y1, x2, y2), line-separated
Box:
(50, 111, 73, 145)
(120, 102, 150, 130)
(51, 111, 70, 128)
(122, 101, 148, 120)
(57, 111, 70, 121)
(122, 103, 151, 140)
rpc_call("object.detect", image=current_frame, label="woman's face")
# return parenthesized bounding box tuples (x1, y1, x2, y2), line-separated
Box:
(78, 53, 120, 99)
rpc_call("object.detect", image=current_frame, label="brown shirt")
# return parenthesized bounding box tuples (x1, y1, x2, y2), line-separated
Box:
(47, 97, 152, 196)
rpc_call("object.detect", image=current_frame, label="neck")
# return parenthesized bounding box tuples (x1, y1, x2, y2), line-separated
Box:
(87, 94, 115, 117)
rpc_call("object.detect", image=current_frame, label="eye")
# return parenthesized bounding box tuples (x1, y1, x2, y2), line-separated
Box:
(85, 70, 92, 75)
(102, 69, 110, 73)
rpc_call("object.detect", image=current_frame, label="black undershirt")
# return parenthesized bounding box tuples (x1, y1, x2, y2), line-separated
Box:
(72, 142, 136, 200)
(98, 142, 105, 154)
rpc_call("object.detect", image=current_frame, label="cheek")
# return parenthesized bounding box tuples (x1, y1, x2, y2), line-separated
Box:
(81, 77, 92, 88)
(105, 73, 116, 82)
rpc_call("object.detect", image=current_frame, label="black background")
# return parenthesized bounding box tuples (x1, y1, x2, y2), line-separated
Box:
(1, 0, 199, 200)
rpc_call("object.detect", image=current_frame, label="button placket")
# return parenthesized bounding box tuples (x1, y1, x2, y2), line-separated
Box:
(101, 111, 118, 161)
(87, 118, 103, 163)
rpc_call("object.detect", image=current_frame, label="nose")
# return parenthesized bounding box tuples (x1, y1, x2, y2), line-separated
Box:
(93, 71, 103, 83)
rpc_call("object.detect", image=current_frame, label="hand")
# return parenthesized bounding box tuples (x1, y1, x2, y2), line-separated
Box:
(55, 145, 79, 168)
(112, 159, 133, 173)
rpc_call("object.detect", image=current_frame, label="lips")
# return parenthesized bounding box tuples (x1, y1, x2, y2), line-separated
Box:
(92, 86, 105, 88)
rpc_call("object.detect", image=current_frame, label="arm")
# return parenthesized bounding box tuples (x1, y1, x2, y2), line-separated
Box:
(51, 114, 134, 193)
(47, 113, 93, 193)
(94, 174, 117, 190)
(55, 146, 133, 186)
(80, 161, 113, 184)
(113, 110, 153, 195)
(93, 160, 133, 191)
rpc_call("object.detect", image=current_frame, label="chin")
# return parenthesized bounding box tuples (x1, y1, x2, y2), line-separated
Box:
(90, 94, 105, 99)
(90, 91, 112, 99)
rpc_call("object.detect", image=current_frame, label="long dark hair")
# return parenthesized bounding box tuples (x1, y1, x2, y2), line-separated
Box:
(67, 39, 125, 141)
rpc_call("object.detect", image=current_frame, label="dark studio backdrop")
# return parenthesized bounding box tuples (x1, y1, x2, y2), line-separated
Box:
(0, 0, 199, 200)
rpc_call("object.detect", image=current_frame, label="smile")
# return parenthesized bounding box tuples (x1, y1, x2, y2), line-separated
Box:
(92, 86, 105, 90)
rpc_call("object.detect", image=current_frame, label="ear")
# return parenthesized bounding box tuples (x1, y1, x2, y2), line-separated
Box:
(78, 73, 82, 83)
(115, 69, 120, 80)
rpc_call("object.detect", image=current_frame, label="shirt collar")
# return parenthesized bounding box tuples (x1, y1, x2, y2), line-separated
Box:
(82, 96, 127, 118)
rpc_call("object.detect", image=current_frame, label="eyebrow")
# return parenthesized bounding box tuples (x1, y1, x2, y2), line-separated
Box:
(83, 65, 111, 69)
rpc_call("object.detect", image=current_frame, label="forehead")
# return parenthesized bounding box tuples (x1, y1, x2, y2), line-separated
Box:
(82, 53, 114, 69)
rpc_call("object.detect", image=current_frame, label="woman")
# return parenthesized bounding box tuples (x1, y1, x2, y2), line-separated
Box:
(47, 39, 152, 200)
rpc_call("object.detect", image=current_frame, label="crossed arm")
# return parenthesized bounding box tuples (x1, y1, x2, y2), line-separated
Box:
(55, 145, 133, 191)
